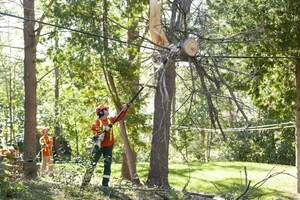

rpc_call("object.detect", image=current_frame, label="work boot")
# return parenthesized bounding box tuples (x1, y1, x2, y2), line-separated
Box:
(98, 184, 110, 197)
(102, 177, 109, 187)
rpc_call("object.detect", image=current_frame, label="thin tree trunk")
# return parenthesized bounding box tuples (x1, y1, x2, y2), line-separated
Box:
(23, 0, 37, 179)
(4, 68, 9, 146)
(54, 36, 60, 138)
(5, 67, 16, 145)
(102, 0, 139, 184)
(119, 120, 139, 183)
(53, 35, 62, 157)
(121, 147, 137, 180)
(9, 68, 13, 144)
(75, 121, 79, 156)
(206, 131, 211, 162)
(172, 81, 176, 136)
(120, 10, 144, 183)
(296, 61, 300, 193)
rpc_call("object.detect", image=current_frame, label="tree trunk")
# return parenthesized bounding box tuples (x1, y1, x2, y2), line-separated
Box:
(147, 0, 192, 188)
(296, 60, 300, 193)
(54, 35, 59, 156)
(147, 64, 176, 188)
(23, 0, 37, 179)
(75, 121, 79, 157)
(5, 66, 15, 145)
(54, 36, 60, 138)
(119, 10, 144, 183)
(119, 121, 140, 183)
(9, 68, 13, 144)
(101, 0, 139, 184)
(121, 147, 137, 180)
(172, 80, 176, 137)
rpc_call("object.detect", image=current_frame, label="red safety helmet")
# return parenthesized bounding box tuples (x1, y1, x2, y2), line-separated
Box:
(42, 127, 48, 134)
(96, 104, 109, 116)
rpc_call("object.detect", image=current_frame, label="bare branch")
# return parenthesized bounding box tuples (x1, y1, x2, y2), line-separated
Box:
(36, 66, 59, 84)
(35, 0, 55, 37)
(209, 54, 250, 125)
(0, 25, 23, 30)
(236, 166, 297, 199)
(193, 57, 226, 140)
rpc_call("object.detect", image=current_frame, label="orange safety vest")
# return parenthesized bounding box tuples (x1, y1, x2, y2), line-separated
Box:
(91, 106, 128, 147)
(40, 136, 53, 156)
(97, 118, 114, 147)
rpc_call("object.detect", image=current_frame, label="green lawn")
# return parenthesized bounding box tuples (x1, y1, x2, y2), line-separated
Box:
(30, 161, 299, 199)
(108, 161, 298, 200)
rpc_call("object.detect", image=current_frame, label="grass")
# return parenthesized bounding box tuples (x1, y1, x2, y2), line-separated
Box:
(112, 161, 299, 200)
(1, 161, 299, 199)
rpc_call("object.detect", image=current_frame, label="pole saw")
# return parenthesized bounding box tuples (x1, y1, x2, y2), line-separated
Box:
(96, 44, 179, 136)
(93, 64, 163, 147)
(110, 64, 164, 126)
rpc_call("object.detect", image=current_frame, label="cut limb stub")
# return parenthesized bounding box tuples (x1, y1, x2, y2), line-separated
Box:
(181, 38, 200, 57)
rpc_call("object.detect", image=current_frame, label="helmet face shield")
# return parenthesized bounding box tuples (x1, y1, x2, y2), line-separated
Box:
(96, 104, 109, 117)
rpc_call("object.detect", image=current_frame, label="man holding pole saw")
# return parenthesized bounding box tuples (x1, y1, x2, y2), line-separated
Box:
(81, 63, 165, 188)
(81, 103, 129, 187)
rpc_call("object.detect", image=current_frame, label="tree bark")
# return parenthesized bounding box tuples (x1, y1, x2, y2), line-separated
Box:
(121, 146, 137, 180)
(119, 120, 139, 183)
(9, 68, 13, 144)
(147, 0, 192, 188)
(296, 60, 300, 193)
(147, 64, 176, 188)
(23, 0, 37, 179)
(54, 36, 60, 138)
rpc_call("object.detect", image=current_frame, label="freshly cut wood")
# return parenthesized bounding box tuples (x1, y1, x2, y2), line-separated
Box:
(181, 38, 200, 57)
(149, 0, 169, 49)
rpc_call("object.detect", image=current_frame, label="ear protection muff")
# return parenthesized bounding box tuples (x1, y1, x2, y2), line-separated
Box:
(98, 109, 104, 117)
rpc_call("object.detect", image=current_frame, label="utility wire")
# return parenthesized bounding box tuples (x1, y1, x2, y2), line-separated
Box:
(0, 11, 164, 52)
(199, 55, 300, 59)
(1, 11, 299, 60)
(174, 121, 295, 132)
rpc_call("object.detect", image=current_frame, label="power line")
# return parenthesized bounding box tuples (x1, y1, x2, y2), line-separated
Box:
(199, 55, 300, 59)
(174, 121, 295, 132)
(1, 11, 299, 60)
(0, 11, 161, 52)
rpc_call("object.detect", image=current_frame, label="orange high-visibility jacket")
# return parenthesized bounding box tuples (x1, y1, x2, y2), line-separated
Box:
(39, 136, 53, 156)
(91, 107, 128, 147)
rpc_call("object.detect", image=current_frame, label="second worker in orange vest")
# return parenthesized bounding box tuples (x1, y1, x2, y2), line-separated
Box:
(39, 127, 54, 176)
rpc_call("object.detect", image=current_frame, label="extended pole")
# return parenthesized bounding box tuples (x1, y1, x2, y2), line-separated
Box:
(111, 64, 164, 125)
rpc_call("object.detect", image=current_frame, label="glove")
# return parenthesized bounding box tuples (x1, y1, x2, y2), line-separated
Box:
(103, 126, 110, 132)
(94, 133, 105, 147)
(98, 133, 105, 141)
(93, 133, 105, 141)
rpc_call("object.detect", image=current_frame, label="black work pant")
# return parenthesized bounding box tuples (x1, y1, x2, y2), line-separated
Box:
(93, 145, 113, 186)
(82, 145, 113, 187)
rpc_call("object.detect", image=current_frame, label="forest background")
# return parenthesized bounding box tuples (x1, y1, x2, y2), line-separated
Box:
(0, 0, 299, 199)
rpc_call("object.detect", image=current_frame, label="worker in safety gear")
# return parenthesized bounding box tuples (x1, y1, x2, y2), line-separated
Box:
(39, 127, 54, 176)
(81, 103, 129, 187)
(0, 145, 19, 159)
